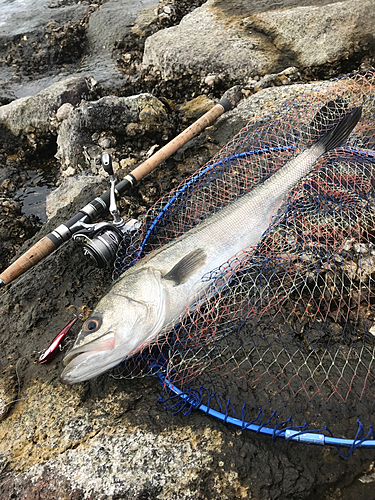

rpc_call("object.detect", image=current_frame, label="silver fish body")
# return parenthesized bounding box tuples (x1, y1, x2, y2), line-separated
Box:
(61, 107, 361, 384)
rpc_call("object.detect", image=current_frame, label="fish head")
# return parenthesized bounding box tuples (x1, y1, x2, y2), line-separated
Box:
(61, 267, 166, 384)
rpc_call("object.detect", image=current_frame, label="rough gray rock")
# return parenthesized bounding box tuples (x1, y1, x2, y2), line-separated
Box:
(86, 0, 157, 58)
(209, 77, 358, 147)
(143, 0, 375, 81)
(46, 173, 102, 219)
(77, 0, 158, 91)
(252, 0, 375, 68)
(56, 93, 169, 173)
(0, 77, 94, 142)
(143, 0, 280, 81)
(0, 74, 374, 500)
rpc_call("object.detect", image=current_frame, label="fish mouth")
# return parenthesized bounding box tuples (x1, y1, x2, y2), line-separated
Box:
(61, 331, 116, 381)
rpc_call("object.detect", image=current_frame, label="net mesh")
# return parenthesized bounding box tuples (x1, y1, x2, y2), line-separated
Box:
(112, 70, 375, 444)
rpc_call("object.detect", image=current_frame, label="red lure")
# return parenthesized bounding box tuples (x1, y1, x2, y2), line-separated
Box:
(38, 316, 79, 364)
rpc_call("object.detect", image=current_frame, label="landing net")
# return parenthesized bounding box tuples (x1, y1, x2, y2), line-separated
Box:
(113, 70, 375, 455)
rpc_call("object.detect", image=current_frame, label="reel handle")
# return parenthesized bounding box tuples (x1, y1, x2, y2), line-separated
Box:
(101, 153, 114, 177)
(0, 236, 57, 286)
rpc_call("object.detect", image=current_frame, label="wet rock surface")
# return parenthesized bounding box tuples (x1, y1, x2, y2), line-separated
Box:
(0, 0, 92, 95)
(1, 81, 375, 498)
(1, 0, 375, 498)
(0, 0, 208, 98)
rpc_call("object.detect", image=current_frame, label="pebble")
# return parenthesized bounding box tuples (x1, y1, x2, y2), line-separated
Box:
(204, 74, 217, 86)
(98, 137, 112, 149)
(63, 166, 76, 177)
(56, 103, 74, 122)
(1, 179, 12, 190)
(120, 158, 137, 170)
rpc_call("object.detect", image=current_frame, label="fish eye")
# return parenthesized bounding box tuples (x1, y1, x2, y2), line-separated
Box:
(82, 315, 102, 333)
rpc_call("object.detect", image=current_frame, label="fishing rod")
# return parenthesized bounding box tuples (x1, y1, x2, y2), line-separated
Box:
(0, 87, 242, 287)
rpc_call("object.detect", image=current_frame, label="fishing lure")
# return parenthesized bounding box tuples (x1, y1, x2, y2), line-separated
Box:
(39, 316, 79, 364)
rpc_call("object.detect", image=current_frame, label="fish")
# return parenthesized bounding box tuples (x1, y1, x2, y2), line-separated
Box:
(61, 106, 362, 384)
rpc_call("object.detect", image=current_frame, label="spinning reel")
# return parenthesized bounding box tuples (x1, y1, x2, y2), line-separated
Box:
(72, 153, 140, 268)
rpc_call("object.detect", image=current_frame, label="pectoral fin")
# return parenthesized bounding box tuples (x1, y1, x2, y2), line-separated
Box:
(163, 248, 207, 285)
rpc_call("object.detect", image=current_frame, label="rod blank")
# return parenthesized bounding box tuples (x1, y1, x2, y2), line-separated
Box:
(130, 102, 227, 182)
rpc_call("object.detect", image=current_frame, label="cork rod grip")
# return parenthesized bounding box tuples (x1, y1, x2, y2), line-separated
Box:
(130, 103, 225, 182)
(0, 236, 56, 285)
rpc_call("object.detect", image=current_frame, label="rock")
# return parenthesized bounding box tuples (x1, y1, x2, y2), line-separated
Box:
(77, 0, 159, 92)
(207, 83, 318, 146)
(120, 157, 137, 170)
(86, 0, 157, 58)
(179, 95, 215, 122)
(0, 366, 19, 423)
(56, 93, 169, 172)
(46, 173, 101, 219)
(208, 73, 367, 149)
(0, 0, 158, 98)
(56, 102, 74, 122)
(0, 369, 372, 499)
(251, 67, 300, 91)
(0, 77, 94, 141)
(143, 0, 279, 81)
(0, 85, 16, 106)
(0, 0, 86, 40)
(133, 2, 160, 35)
(143, 0, 375, 81)
(0, 72, 374, 499)
(97, 132, 117, 149)
(252, 0, 375, 68)
(0, 194, 41, 270)
(204, 74, 218, 86)
(112, 160, 120, 174)
(63, 166, 76, 177)
(138, 102, 166, 124)
(0, 1, 89, 94)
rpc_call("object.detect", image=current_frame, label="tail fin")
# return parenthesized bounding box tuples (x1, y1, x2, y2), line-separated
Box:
(316, 106, 362, 153)
(301, 96, 350, 142)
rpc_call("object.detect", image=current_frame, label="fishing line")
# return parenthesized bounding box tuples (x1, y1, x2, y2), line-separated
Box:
(0, 356, 28, 422)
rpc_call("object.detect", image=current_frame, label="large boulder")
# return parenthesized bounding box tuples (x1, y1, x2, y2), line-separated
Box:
(0, 75, 374, 499)
(0, 77, 95, 146)
(143, 0, 375, 81)
(250, 0, 375, 68)
(85, 0, 157, 59)
(0, 0, 86, 40)
(142, 0, 280, 81)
